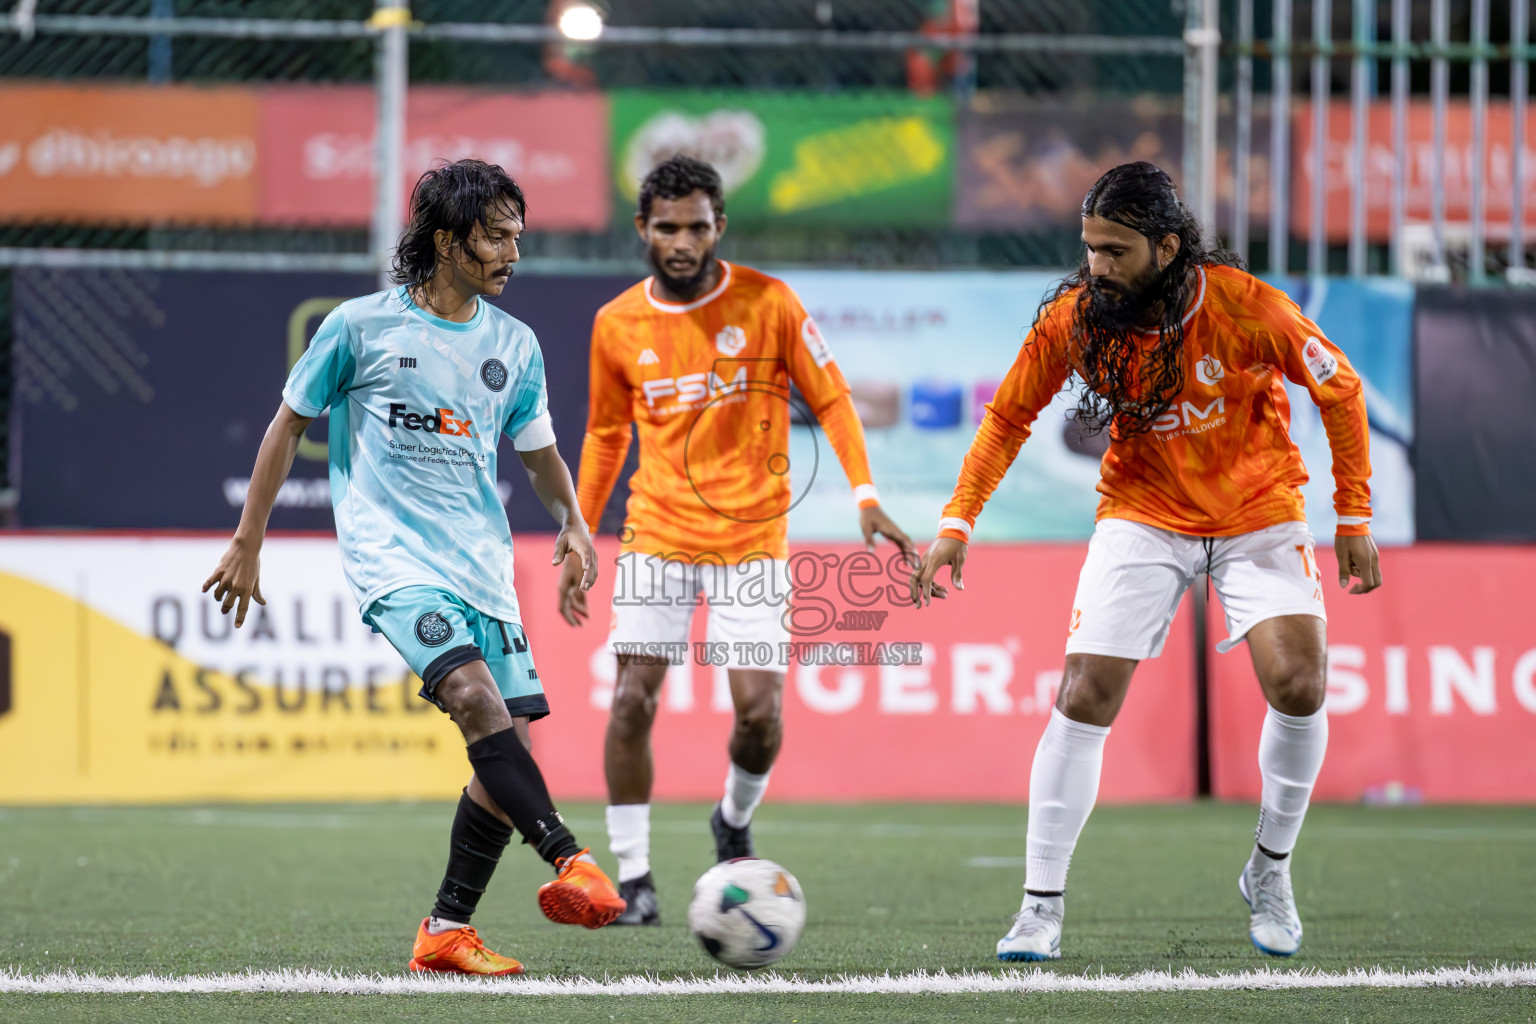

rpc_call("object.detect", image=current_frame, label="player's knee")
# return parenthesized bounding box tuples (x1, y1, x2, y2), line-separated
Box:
(733, 693, 782, 741)
(437, 676, 508, 732)
(1266, 663, 1326, 716)
(1056, 671, 1119, 722)
(608, 680, 660, 732)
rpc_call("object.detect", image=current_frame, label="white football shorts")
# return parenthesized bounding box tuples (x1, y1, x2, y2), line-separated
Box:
(608, 554, 792, 671)
(1065, 518, 1327, 660)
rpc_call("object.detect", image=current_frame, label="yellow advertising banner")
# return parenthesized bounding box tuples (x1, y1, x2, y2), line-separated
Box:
(0, 537, 472, 803)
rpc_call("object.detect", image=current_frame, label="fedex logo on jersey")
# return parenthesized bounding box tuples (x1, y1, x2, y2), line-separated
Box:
(641, 367, 749, 409)
(1152, 397, 1226, 437)
(387, 403, 479, 439)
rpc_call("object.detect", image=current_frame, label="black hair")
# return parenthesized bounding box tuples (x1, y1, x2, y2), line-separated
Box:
(390, 159, 527, 290)
(1036, 161, 1243, 439)
(636, 154, 726, 221)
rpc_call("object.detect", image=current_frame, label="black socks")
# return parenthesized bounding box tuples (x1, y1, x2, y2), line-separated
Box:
(465, 726, 580, 868)
(431, 790, 513, 923)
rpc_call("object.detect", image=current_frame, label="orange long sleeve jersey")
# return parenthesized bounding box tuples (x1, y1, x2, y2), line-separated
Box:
(939, 265, 1373, 542)
(578, 261, 879, 563)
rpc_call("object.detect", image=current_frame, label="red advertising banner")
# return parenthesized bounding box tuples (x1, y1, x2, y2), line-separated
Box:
(1292, 100, 1536, 242)
(0, 84, 259, 223)
(1210, 545, 1536, 803)
(517, 538, 1197, 803)
(258, 86, 609, 230)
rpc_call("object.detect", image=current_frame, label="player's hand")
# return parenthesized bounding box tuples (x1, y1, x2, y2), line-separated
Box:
(910, 536, 966, 608)
(859, 504, 917, 564)
(1335, 532, 1382, 594)
(552, 519, 597, 593)
(557, 553, 590, 627)
(201, 537, 267, 627)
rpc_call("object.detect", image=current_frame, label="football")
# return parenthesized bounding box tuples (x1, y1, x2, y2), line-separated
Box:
(687, 858, 807, 970)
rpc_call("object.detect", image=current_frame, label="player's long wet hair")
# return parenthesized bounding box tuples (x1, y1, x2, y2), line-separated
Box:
(637, 154, 726, 220)
(391, 159, 527, 291)
(1039, 161, 1242, 439)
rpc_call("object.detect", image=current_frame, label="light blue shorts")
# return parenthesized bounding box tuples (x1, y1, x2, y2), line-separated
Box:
(367, 585, 549, 721)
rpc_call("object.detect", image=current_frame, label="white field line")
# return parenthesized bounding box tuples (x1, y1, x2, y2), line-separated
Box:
(0, 964, 1532, 997)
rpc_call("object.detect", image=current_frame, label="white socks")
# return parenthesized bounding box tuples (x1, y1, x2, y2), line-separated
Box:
(1255, 705, 1328, 856)
(606, 803, 652, 883)
(720, 763, 772, 829)
(1024, 708, 1111, 894)
(426, 915, 467, 934)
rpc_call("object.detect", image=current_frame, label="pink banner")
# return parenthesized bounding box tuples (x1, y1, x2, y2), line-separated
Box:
(1210, 545, 1536, 803)
(516, 538, 1197, 803)
(258, 86, 609, 230)
(1292, 100, 1536, 242)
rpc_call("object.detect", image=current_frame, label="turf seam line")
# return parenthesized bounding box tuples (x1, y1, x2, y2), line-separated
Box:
(1, 964, 1533, 995)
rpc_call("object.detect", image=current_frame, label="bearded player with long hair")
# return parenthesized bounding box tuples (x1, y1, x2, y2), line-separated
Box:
(912, 162, 1382, 962)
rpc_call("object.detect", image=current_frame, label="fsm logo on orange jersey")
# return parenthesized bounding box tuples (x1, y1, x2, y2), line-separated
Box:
(1151, 397, 1226, 435)
(387, 403, 478, 439)
(641, 367, 749, 408)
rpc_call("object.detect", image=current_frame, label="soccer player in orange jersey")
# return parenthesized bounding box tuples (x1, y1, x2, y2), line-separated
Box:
(559, 156, 914, 925)
(912, 162, 1383, 962)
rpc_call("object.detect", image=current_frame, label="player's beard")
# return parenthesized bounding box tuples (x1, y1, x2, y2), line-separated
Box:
(1086, 262, 1164, 334)
(648, 240, 720, 298)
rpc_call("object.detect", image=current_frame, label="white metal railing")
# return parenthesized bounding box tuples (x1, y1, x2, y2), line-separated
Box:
(1233, 0, 1534, 283)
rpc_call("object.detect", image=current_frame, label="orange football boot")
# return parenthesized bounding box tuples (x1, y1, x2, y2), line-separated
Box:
(408, 918, 525, 976)
(537, 849, 626, 928)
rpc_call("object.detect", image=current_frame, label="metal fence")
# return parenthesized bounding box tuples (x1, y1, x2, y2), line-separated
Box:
(0, 0, 1529, 279)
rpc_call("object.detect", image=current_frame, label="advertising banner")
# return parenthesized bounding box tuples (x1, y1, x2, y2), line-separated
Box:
(1292, 100, 1536, 241)
(13, 268, 1415, 543)
(774, 272, 1416, 544)
(1414, 286, 1536, 541)
(610, 91, 954, 225)
(258, 87, 610, 230)
(0, 535, 1196, 804)
(954, 94, 1270, 231)
(1209, 546, 1536, 803)
(0, 83, 260, 224)
(11, 269, 636, 531)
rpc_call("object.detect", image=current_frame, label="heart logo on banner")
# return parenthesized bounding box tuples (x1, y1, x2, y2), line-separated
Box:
(621, 109, 766, 201)
(0, 143, 20, 177)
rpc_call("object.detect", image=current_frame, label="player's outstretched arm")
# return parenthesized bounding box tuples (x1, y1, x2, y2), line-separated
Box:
(203, 401, 313, 626)
(519, 444, 597, 625)
(1335, 532, 1383, 594)
(910, 536, 966, 609)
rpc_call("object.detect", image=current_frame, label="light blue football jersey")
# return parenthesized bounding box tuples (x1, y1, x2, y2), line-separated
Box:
(282, 286, 555, 625)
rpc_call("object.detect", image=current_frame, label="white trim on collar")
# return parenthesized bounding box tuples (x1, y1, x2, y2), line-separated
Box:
(643, 260, 734, 313)
(1135, 265, 1208, 335)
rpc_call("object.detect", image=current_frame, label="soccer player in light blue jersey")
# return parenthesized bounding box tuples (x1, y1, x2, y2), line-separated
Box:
(204, 159, 624, 976)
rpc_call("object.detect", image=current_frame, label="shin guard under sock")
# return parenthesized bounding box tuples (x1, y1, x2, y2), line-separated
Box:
(465, 727, 580, 867)
(430, 789, 513, 923)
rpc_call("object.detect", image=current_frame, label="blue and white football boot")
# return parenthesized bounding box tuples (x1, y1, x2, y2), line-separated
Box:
(996, 894, 1064, 962)
(1239, 849, 1303, 956)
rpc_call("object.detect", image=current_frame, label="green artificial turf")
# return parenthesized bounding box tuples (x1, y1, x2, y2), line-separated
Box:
(0, 800, 1532, 1022)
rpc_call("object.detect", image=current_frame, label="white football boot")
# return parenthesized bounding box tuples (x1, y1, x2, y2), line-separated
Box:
(996, 893, 1064, 962)
(1238, 850, 1303, 956)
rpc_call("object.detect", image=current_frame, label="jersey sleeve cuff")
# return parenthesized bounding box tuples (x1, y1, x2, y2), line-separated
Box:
(281, 388, 325, 419)
(852, 483, 880, 508)
(512, 412, 556, 451)
(937, 516, 972, 541)
(1335, 518, 1372, 536)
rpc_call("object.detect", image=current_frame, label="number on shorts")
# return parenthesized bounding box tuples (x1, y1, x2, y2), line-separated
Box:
(1294, 543, 1319, 580)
